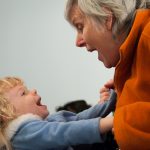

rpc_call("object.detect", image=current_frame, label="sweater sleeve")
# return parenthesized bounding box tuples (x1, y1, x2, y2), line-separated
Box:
(114, 102, 150, 150)
(12, 117, 103, 150)
(114, 14, 150, 150)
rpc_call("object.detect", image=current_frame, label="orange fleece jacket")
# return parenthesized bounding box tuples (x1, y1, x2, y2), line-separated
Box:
(114, 10, 150, 150)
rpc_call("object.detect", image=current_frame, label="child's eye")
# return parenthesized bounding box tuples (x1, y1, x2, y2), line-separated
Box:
(21, 90, 28, 96)
(21, 91, 26, 96)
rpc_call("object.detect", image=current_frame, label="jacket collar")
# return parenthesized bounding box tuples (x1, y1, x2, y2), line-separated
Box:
(5, 114, 41, 140)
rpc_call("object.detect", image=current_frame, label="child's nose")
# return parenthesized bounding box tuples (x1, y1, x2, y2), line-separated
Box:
(31, 89, 37, 95)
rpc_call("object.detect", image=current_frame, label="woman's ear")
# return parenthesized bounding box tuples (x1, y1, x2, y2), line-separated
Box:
(105, 14, 113, 30)
(103, 7, 114, 31)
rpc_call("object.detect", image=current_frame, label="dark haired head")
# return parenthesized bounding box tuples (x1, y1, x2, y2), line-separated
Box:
(56, 100, 91, 113)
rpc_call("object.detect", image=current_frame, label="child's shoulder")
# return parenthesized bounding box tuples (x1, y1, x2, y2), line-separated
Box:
(5, 114, 41, 140)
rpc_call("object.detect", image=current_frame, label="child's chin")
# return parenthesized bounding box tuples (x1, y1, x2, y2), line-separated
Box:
(41, 111, 49, 119)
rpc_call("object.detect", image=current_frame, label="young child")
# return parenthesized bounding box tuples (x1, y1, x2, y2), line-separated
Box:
(0, 76, 116, 150)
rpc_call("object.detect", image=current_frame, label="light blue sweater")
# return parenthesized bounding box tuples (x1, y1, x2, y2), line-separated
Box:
(6, 90, 116, 150)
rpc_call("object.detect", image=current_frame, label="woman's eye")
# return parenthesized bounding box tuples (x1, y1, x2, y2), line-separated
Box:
(76, 24, 83, 32)
(78, 26, 83, 31)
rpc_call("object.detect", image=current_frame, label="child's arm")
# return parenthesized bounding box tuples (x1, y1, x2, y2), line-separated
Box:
(48, 89, 116, 122)
(73, 89, 116, 119)
(10, 114, 113, 149)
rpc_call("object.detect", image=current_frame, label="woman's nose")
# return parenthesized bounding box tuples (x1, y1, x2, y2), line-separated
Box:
(76, 35, 86, 47)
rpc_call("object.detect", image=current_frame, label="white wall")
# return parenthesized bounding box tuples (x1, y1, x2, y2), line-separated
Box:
(0, 0, 114, 113)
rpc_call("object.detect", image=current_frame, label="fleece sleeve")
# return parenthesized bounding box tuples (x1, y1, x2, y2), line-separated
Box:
(47, 89, 116, 122)
(12, 117, 103, 150)
(114, 102, 150, 150)
(114, 20, 150, 150)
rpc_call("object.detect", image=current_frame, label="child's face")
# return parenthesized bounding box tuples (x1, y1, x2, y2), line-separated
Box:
(4, 85, 49, 119)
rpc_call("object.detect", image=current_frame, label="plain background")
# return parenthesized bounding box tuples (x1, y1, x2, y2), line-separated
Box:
(0, 0, 114, 113)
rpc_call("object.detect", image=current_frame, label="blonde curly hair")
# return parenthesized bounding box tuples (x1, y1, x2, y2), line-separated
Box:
(0, 77, 24, 150)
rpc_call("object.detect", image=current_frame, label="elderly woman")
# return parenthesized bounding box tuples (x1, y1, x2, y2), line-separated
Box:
(65, 0, 150, 149)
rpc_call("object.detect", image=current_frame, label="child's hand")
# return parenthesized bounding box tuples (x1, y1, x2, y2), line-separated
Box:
(99, 79, 114, 103)
(99, 87, 110, 103)
(104, 79, 114, 89)
(99, 116, 114, 134)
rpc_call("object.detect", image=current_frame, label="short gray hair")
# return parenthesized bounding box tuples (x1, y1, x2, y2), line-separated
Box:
(65, 0, 150, 37)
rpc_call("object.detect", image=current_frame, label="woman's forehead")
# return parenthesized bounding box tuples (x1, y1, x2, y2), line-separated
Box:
(69, 5, 85, 24)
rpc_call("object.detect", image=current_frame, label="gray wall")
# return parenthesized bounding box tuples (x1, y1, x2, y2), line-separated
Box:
(0, 0, 114, 113)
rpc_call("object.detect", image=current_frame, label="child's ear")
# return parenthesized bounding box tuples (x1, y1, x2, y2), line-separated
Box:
(0, 114, 11, 123)
(0, 115, 5, 126)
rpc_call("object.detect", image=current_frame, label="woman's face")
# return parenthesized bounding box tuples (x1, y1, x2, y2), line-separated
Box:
(4, 85, 49, 119)
(69, 5, 121, 68)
